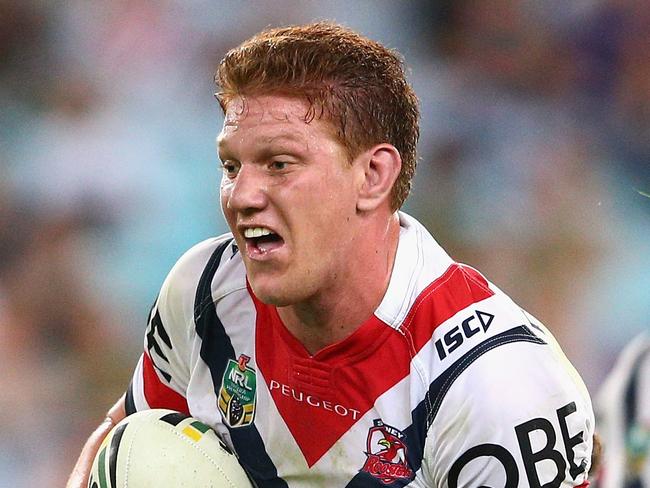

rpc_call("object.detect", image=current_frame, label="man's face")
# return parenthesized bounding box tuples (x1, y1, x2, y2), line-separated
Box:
(218, 95, 361, 306)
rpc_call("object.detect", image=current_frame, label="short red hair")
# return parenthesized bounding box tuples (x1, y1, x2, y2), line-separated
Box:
(215, 22, 420, 210)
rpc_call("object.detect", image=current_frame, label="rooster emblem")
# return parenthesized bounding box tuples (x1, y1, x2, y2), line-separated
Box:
(361, 419, 414, 484)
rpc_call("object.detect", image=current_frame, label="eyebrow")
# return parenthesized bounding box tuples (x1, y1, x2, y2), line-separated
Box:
(261, 132, 305, 145)
(218, 131, 308, 156)
(217, 132, 309, 159)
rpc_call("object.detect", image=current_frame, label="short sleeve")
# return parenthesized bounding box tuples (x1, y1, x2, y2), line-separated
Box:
(125, 237, 229, 415)
(422, 338, 594, 488)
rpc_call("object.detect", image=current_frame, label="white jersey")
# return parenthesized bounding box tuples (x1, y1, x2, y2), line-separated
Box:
(126, 212, 594, 487)
(593, 333, 650, 488)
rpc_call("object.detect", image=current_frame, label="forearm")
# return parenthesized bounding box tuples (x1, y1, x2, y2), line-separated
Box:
(66, 395, 126, 488)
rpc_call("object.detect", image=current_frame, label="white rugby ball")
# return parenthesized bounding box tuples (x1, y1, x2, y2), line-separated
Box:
(88, 409, 253, 488)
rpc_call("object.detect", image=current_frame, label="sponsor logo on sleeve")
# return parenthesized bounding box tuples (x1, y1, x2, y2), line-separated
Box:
(449, 401, 589, 488)
(435, 310, 495, 361)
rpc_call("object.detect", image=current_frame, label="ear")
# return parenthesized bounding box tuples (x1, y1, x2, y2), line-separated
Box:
(356, 144, 402, 212)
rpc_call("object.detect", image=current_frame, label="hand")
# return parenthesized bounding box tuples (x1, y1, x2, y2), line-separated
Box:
(66, 396, 126, 488)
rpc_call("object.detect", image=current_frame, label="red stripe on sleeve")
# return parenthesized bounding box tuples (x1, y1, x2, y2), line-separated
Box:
(142, 351, 189, 414)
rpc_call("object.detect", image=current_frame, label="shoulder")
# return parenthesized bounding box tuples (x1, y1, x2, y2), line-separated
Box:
(163, 234, 237, 291)
(157, 233, 243, 328)
(439, 327, 592, 426)
(423, 309, 594, 487)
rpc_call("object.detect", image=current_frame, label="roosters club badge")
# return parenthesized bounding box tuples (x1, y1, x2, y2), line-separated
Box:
(361, 419, 414, 484)
(218, 354, 257, 427)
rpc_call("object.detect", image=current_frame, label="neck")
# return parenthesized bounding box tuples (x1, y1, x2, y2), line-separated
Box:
(277, 213, 401, 355)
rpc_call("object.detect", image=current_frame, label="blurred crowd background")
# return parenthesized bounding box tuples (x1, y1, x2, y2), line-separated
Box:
(1, 0, 649, 485)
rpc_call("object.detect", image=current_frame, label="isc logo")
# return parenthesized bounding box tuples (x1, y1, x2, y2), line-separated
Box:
(435, 310, 495, 360)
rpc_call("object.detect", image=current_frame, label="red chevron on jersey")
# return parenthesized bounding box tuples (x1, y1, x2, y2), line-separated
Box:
(125, 213, 595, 486)
(253, 263, 494, 466)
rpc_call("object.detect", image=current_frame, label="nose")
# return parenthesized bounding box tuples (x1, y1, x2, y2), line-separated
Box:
(224, 164, 268, 214)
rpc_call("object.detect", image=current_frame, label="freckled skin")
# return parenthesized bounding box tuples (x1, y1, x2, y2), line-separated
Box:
(218, 95, 399, 353)
(219, 96, 359, 305)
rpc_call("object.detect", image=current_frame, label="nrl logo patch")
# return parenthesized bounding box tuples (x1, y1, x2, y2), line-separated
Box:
(218, 354, 256, 428)
(361, 419, 414, 484)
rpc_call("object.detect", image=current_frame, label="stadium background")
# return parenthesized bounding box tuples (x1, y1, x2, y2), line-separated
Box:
(1, 0, 649, 485)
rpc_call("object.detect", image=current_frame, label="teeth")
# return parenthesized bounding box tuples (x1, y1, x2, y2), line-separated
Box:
(244, 227, 273, 238)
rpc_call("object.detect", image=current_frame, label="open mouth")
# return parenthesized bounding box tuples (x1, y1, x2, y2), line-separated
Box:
(243, 227, 285, 255)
